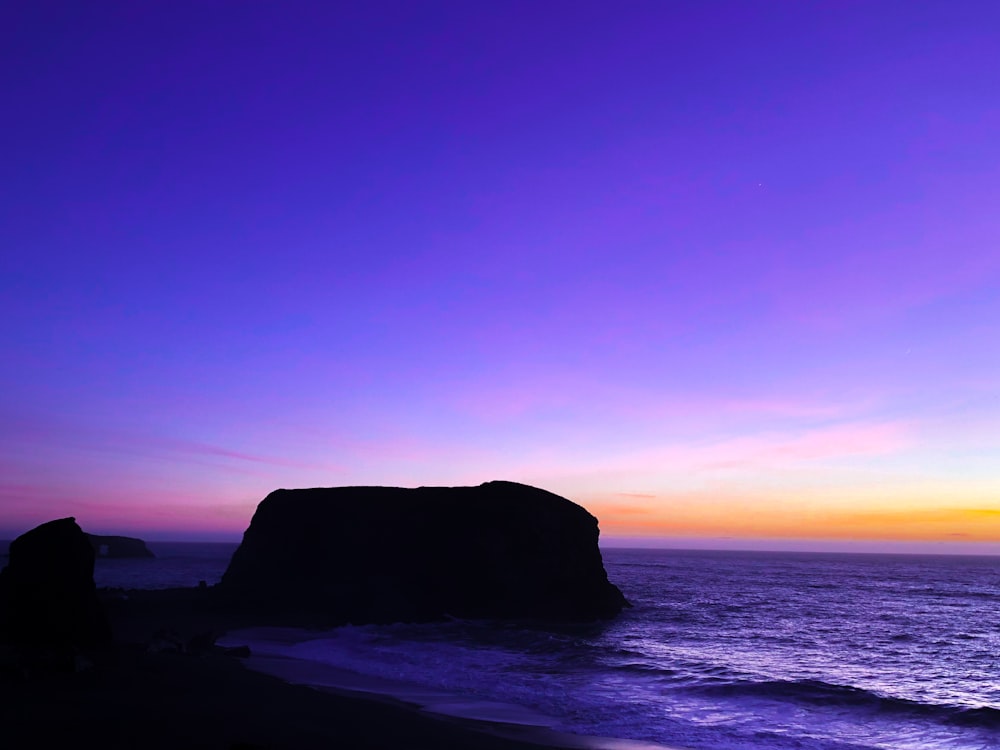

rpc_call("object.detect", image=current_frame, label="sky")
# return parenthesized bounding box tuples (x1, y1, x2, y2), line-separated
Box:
(2, 2, 999, 551)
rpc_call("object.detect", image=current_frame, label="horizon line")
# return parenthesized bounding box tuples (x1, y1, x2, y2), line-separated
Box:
(1, 534, 999, 558)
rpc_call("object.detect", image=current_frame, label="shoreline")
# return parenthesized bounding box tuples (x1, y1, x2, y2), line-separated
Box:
(1, 585, 680, 750)
(0, 643, 566, 750)
(222, 643, 679, 750)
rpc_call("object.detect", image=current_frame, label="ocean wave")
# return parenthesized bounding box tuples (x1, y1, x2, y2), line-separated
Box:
(612, 661, 680, 676)
(898, 586, 996, 600)
(687, 678, 1000, 729)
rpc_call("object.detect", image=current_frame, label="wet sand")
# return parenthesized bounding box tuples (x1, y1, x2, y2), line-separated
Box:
(0, 587, 674, 750)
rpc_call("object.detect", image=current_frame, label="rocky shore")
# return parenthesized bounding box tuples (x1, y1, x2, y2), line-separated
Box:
(0, 483, 630, 750)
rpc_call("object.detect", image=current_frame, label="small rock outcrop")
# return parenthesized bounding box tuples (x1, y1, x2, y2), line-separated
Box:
(0, 517, 111, 646)
(86, 533, 155, 558)
(219, 481, 629, 623)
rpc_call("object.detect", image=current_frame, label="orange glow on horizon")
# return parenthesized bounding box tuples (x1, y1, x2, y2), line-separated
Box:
(587, 502, 1000, 543)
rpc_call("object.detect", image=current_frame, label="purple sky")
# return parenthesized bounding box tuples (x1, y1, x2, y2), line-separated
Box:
(3, 2, 999, 549)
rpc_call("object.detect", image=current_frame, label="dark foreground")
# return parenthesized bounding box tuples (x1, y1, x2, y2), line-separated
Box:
(0, 588, 567, 750)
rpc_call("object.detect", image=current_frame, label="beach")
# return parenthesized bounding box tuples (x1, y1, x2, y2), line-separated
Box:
(0, 587, 556, 750)
(0, 586, 668, 750)
(0, 641, 558, 750)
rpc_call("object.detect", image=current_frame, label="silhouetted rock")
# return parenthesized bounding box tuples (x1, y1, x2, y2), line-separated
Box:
(86, 533, 155, 558)
(0, 517, 112, 647)
(219, 481, 629, 623)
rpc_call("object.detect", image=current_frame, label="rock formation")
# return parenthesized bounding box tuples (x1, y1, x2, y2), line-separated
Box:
(0, 517, 111, 646)
(219, 481, 629, 623)
(86, 533, 155, 558)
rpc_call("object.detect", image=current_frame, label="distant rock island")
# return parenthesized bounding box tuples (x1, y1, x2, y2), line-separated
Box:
(86, 533, 155, 559)
(220, 480, 629, 622)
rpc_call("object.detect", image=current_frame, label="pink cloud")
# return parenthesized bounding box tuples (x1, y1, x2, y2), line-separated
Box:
(514, 420, 913, 485)
(441, 367, 882, 431)
(719, 421, 911, 466)
(659, 420, 910, 470)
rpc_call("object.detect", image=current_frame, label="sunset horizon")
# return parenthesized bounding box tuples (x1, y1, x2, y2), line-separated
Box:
(4, 5, 998, 748)
(4, 3, 998, 556)
(3, 476, 999, 556)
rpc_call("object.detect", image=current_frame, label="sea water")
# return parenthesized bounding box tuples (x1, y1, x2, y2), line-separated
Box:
(91, 541, 238, 590)
(221, 548, 1000, 750)
(19, 541, 994, 749)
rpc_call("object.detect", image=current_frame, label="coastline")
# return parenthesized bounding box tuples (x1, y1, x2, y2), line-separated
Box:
(0, 642, 565, 750)
(1, 586, 678, 750)
(222, 643, 679, 750)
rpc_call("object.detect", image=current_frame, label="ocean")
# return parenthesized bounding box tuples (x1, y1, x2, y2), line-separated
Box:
(24, 543, 999, 749)
(220, 548, 1000, 750)
(92, 541, 239, 590)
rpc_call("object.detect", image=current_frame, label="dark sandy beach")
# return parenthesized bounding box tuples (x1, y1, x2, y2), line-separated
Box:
(0, 587, 659, 750)
(0, 643, 567, 750)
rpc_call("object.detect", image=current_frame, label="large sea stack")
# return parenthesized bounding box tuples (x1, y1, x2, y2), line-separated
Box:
(220, 481, 628, 623)
(0, 517, 111, 647)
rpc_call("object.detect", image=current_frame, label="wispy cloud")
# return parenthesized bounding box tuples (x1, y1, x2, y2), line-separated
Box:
(0, 410, 337, 472)
(445, 373, 877, 427)
(526, 420, 913, 485)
